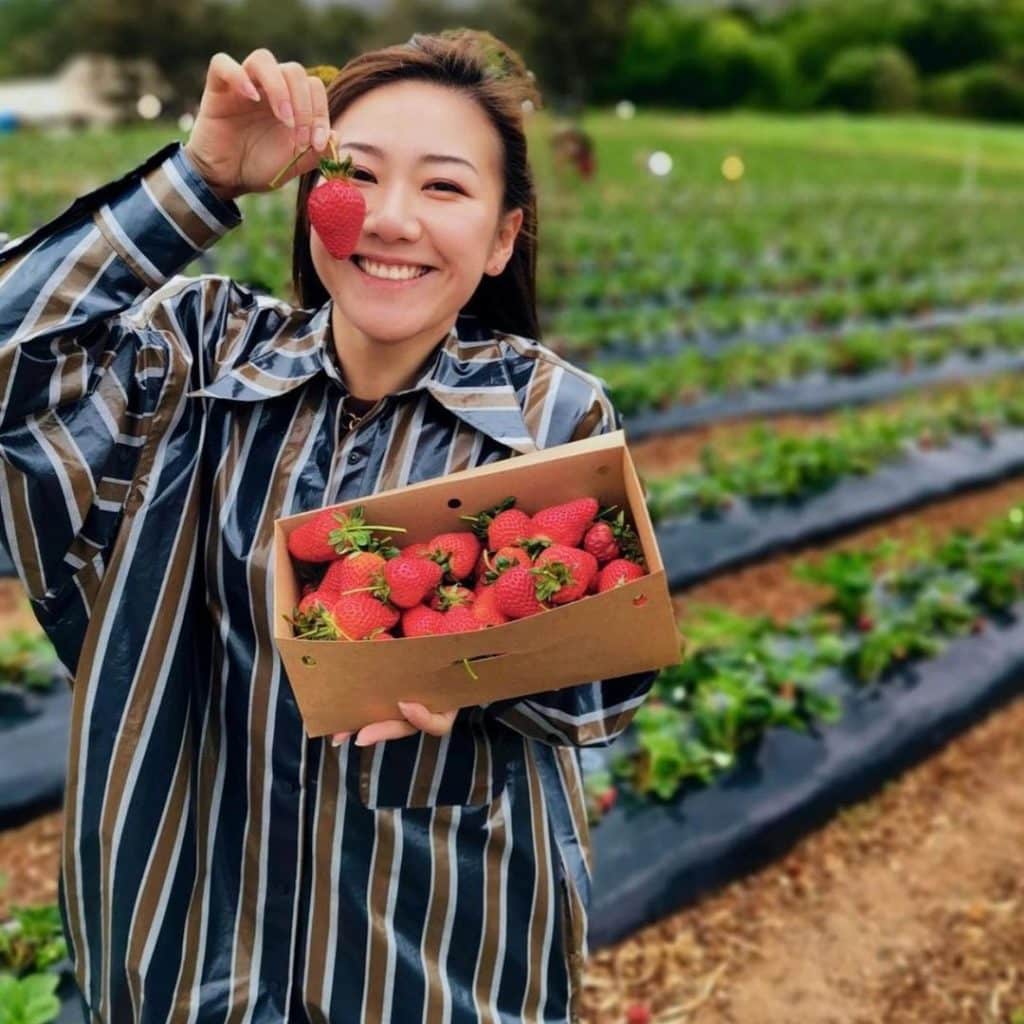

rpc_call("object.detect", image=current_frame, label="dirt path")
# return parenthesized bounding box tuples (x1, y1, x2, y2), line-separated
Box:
(580, 692, 1024, 1024)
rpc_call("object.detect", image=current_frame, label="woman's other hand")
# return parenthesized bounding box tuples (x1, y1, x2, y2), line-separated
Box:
(183, 49, 335, 203)
(331, 702, 458, 748)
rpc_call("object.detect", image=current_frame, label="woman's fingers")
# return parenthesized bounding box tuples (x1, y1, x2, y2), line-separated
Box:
(208, 52, 260, 103)
(355, 719, 418, 745)
(397, 702, 458, 736)
(242, 48, 295, 128)
(308, 74, 332, 152)
(280, 61, 313, 149)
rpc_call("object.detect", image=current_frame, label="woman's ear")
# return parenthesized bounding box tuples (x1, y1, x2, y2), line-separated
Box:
(486, 207, 524, 276)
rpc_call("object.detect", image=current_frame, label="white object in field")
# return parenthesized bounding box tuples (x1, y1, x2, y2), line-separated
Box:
(648, 151, 673, 177)
(616, 100, 636, 120)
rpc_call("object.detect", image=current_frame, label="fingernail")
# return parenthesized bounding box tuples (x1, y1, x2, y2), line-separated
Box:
(279, 101, 295, 127)
(330, 731, 351, 747)
(354, 736, 370, 747)
(245, 82, 261, 102)
(313, 126, 327, 150)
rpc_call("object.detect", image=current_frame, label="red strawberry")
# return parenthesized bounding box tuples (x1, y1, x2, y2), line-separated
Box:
(625, 1002, 652, 1024)
(584, 507, 643, 564)
(368, 630, 394, 641)
(582, 521, 618, 562)
(401, 604, 446, 637)
(493, 566, 547, 619)
(440, 605, 484, 634)
(472, 586, 509, 627)
(307, 153, 366, 260)
(529, 497, 599, 547)
(534, 544, 598, 604)
(404, 542, 433, 559)
(596, 558, 645, 592)
(320, 552, 386, 598)
(330, 593, 399, 640)
(297, 590, 330, 616)
(487, 508, 534, 550)
(482, 546, 533, 585)
(427, 532, 482, 581)
(430, 584, 475, 611)
(287, 505, 404, 563)
(380, 556, 443, 609)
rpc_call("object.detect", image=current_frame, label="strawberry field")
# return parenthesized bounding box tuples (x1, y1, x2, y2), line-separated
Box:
(3, 109, 1024, 1022)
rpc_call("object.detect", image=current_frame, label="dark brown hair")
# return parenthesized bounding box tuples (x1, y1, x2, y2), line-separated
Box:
(292, 29, 543, 340)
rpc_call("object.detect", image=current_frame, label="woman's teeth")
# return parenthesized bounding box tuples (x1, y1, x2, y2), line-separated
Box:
(354, 256, 430, 280)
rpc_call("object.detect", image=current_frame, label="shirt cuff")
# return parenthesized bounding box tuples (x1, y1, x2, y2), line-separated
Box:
(97, 141, 243, 291)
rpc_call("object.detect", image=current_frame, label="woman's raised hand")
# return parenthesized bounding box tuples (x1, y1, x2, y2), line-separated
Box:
(183, 49, 335, 202)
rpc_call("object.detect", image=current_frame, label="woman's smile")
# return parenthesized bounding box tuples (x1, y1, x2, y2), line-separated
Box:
(350, 254, 438, 289)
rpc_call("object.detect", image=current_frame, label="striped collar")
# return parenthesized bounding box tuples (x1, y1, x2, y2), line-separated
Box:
(186, 306, 538, 453)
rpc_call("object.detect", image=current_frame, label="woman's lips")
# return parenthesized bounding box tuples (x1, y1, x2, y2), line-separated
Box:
(351, 258, 436, 289)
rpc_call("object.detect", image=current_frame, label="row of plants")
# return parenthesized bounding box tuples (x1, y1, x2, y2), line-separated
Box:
(645, 377, 1024, 521)
(540, 243, 1022, 312)
(600, 315, 1024, 417)
(544, 267, 1024, 357)
(0, 634, 57, 695)
(0, 881, 66, 1024)
(584, 500, 1024, 821)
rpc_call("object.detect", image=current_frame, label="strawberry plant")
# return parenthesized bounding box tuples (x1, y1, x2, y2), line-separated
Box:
(0, 633, 58, 693)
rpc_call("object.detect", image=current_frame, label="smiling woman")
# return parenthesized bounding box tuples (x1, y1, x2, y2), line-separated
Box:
(0, 27, 657, 1024)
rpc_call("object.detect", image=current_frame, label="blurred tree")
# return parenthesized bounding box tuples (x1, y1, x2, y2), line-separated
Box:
(518, 0, 640, 114)
(361, 0, 457, 51)
(819, 45, 920, 112)
(0, 0, 78, 78)
(897, 0, 1003, 74)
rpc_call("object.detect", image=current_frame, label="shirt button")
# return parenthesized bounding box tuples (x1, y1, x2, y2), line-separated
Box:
(348, 451, 361, 464)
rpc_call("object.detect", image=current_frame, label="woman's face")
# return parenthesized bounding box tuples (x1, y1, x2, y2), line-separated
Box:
(311, 80, 523, 347)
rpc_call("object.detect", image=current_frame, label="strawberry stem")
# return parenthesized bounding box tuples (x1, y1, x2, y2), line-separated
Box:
(269, 144, 313, 189)
(462, 657, 479, 681)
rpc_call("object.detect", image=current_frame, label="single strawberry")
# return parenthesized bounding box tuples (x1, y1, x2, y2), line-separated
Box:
(401, 604, 446, 637)
(307, 153, 367, 260)
(297, 590, 330, 616)
(625, 1002, 652, 1024)
(368, 630, 394, 641)
(287, 505, 405, 563)
(493, 566, 547, 619)
(427, 531, 482, 581)
(472, 586, 509, 627)
(584, 506, 643, 564)
(598, 785, 618, 814)
(482, 546, 533, 584)
(534, 544, 598, 604)
(330, 593, 399, 640)
(487, 508, 534, 550)
(529, 497, 599, 548)
(402, 541, 432, 559)
(379, 556, 444, 609)
(440, 605, 484, 634)
(596, 558, 645, 592)
(430, 584, 475, 611)
(320, 551, 387, 598)
(460, 496, 518, 545)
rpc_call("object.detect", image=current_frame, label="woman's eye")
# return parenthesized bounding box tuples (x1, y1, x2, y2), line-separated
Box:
(349, 169, 462, 194)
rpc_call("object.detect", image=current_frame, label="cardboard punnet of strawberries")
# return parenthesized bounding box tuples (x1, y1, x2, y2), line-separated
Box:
(272, 430, 681, 736)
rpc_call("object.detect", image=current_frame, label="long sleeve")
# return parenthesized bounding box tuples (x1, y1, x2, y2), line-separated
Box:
(485, 377, 660, 747)
(0, 141, 241, 629)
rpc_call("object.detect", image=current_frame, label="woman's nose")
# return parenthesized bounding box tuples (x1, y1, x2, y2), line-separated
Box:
(363, 186, 422, 242)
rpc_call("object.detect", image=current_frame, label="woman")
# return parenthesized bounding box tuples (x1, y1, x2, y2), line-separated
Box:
(0, 30, 655, 1023)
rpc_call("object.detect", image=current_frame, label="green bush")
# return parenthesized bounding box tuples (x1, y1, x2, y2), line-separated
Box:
(927, 62, 1024, 120)
(819, 45, 920, 112)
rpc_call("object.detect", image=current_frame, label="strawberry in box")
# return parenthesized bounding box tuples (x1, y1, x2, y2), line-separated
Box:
(272, 431, 680, 737)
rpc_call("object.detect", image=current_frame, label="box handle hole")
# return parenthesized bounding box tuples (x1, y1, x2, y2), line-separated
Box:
(632, 594, 648, 607)
(301, 655, 318, 666)
(447, 497, 462, 509)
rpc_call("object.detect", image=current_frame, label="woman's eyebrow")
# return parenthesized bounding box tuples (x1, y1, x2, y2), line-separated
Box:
(338, 141, 479, 176)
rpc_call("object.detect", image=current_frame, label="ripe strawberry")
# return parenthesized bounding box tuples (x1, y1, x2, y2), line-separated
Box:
(598, 785, 618, 814)
(493, 566, 546, 619)
(368, 630, 394, 641)
(380, 556, 443, 609)
(529, 497, 599, 547)
(585, 507, 643, 564)
(330, 592, 399, 640)
(430, 584, 475, 611)
(287, 505, 404, 563)
(534, 544, 598, 604)
(401, 604, 446, 637)
(625, 1002, 652, 1024)
(482, 546, 533, 585)
(582, 521, 619, 563)
(320, 551, 387, 598)
(487, 508, 534, 549)
(297, 590, 330, 616)
(472, 586, 509, 627)
(440, 605, 484, 634)
(307, 153, 366, 260)
(596, 558, 645, 592)
(404, 542, 433, 559)
(427, 532, 482, 581)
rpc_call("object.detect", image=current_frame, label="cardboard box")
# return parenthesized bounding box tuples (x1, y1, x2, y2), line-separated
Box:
(273, 430, 682, 736)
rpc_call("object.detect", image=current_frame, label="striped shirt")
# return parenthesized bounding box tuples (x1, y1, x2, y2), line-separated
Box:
(0, 141, 656, 1023)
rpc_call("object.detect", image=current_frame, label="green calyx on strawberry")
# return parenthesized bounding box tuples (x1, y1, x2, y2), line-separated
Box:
(533, 544, 598, 604)
(460, 496, 517, 540)
(492, 566, 548, 619)
(583, 505, 643, 564)
(482, 546, 532, 584)
(430, 584, 475, 611)
(287, 504, 405, 564)
(373, 555, 444, 609)
(426, 531, 482, 581)
(307, 152, 367, 261)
